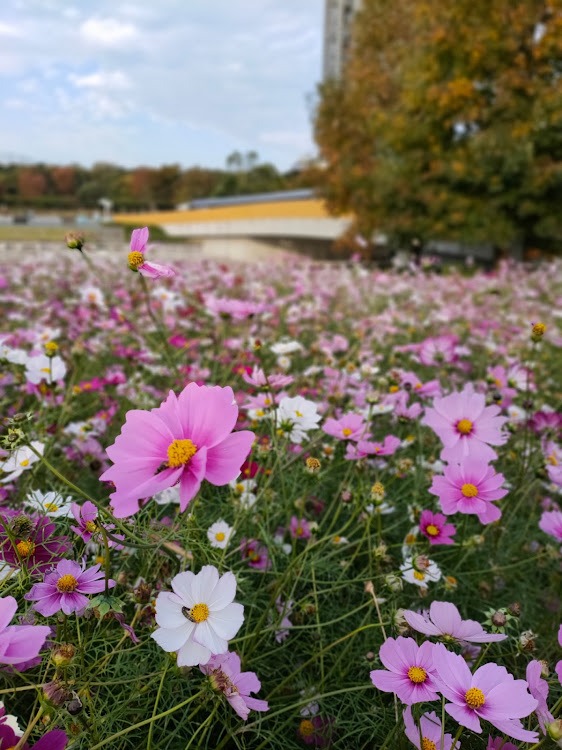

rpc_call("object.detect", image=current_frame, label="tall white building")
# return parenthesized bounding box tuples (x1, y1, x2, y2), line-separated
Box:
(323, 0, 362, 81)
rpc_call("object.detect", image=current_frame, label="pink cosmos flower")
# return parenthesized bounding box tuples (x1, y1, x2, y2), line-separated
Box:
(419, 335, 458, 366)
(403, 601, 507, 644)
(290, 516, 311, 539)
(240, 538, 271, 570)
(432, 643, 538, 742)
(322, 413, 366, 441)
(0, 595, 50, 666)
(486, 738, 516, 750)
(25, 559, 114, 616)
(100, 383, 255, 518)
(0, 515, 69, 573)
(526, 660, 553, 734)
(241, 366, 294, 389)
(428, 458, 508, 524)
(423, 384, 508, 462)
(403, 706, 459, 750)
(538, 510, 562, 541)
(419, 510, 456, 545)
(127, 227, 175, 279)
(0, 719, 67, 750)
(70, 501, 98, 542)
(347, 434, 401, 459)
(370, 636, 439, 705)
(200, 651, 269, 720)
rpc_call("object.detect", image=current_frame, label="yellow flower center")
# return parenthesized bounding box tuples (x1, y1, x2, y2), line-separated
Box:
(45, 503, 59, 513)
(20, 459, 30, 467)
(422, 740, 437, 750)
(295, 410, 303, 418)
(16, 539, 35, 558)
(296, 526, 304, 536)
(334, 535, 341, 543)
(299, 719, 314, 738)
(215, 532, 225, 542)
(57, 574, 78, 592)
(426, 524, 439, 536)
(413, 570, 425, 581)
(532, 322, 546, 337)
(85, 521, 97, 533)
(465, 687, 485, 709)
(407, 666, 427, 683)
(45, 341, 58, 352)
(189, 603, 209, 623)
(256, 410, 265, 417)
(235, 483, 245, 493)
(389, 385, 399, 393)
(461, 483, 478, 498)
(167, 439, 197, 468)
(342, 427, 353, 436)
(128, 251, 144, 268)
(456, 419, 473, 435)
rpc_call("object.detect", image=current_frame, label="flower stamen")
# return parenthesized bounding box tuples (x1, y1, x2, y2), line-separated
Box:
(465, 686, 485, 709)
(461, 483, 478, 497)
(57, 574, 78, 593)
(167, 439, 198, 468)
(456, 419, 473, 435)
(407, 665, 427, 683)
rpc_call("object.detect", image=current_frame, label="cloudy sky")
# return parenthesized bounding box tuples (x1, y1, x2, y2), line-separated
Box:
(0, 0, 324, 171)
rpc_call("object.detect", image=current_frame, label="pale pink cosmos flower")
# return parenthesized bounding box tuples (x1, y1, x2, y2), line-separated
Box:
(423, 384, 508, 462)
(323, 412, 366, 442)
(25, 559, 113, 616)
(526, 660, 553, 734)
(419, 335, 458, 367)
(556, 624, 562, 686)
(403, 601, 507, 644)
(290, 516, 311, 539)
(347, 434, 401, 459)
(370, 636, 439, 705)
(152, 566, 244, 667)
(428, 457, 508, 524)
(100, 383, 255, 518)
(200, 651, 269, 720)
(538, 510, 562, 541)
(127, 227, 175, 279)
(241, 366, 293, 390)
(419, 510, 456, 545)
(432, 643, 538, 742)
(403, 706, 459, 750)
(0, 595, 50, 666)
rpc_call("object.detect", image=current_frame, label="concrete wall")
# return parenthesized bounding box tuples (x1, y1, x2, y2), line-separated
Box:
(161, 216, 350, 240)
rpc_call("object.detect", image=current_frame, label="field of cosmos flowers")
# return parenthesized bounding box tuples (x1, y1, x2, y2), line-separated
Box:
(0, 228, 561, 749)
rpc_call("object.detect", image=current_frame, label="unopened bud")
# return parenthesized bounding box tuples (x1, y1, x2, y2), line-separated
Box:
(52, 643, 75, 667)
(11, 515, 33, 538)
(547, 719, 562, 741)
(384, 573, 403, 592)
(491, 611, 507, 627)
(44, 679, 71, 707)
(531, 322, 546, 341)
(65, 232, 84, 251)
(67, 696, 83, 716)
(507, 602, 521, 617)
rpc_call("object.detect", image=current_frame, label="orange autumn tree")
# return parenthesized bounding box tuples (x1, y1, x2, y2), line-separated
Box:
(314, 0, 562, 253)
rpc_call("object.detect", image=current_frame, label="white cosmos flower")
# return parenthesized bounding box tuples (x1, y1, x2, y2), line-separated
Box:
(270, 339, 303, 355)
(25, 489, 73, 518)
(25, 354, 66, 385)
(153, 486, 181, 505)
(275, 396, 321, 444)
(1, 442, 44, 484)
(400, 556, 441, 588)
(207, 520, 234, 549)
(0, 701, 23, 736)
(151, 565, 244, 666)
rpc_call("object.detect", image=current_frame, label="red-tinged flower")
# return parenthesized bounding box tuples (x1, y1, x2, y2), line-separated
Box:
(100, 383, 255, 518)
(127, 226, 175, 279)
(0, 515, 68, 574)
(419, 510, 456, 545)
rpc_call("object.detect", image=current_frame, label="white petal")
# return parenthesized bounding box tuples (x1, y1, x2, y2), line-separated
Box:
(193, 620, 228, 655)
(154, 592, 188, 629)
(171, 571, 196, 607)
(177, 636, 211, 667)
(207, 603, 244, 640)
(151, 623, 194, 652)
(207, 572, 236, 611)
(192, 565, 219, 602)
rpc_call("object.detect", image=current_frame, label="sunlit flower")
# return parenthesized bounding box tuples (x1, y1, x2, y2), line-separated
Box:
(127, 226, 175, 279)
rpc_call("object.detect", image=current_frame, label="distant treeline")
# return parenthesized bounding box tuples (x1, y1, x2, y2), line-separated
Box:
(0, 151, 319, 212)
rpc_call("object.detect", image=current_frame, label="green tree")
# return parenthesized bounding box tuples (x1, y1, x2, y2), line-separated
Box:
(314, 0, 562, 252)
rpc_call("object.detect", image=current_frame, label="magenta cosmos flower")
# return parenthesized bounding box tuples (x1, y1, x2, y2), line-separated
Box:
(0, 516, 68, 573)
(127, 226, 175, 279)
(25, 559, 114, 616)
(0, 721, 67, 750)
(0, 595, 50, 666)
(557, 624, 562, 686)
(70, 500, 98, 542)
(428, 458, 508, 524)
(290, 516, 311, 539)
(200, 651, 269, 720)
(100, 383, 255, 518)
(423, 384, 508, 462)
(370, 636, 439, 705)
(538, 509, 562, 542)
(432, 643, 538, 742)
(403, 706, 459, 750)
(419, 510, 456, 545)
(404, 601, 507, 644)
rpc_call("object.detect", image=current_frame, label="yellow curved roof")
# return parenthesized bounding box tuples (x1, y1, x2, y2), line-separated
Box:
(112, 198, 333, 225)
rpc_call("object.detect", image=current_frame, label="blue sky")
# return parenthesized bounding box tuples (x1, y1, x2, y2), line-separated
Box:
(0, 0, 324, 171)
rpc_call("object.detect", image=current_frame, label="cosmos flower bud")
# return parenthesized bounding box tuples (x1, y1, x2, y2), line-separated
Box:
(11, 514, 33, 538)
(44, 341, 59, 357)
(305, 457, 321, 474)
(547, 719, 562, 742)
(44, 679, 72, 707)
(507, 602, 521, 617)
(531, 322, 546, 341)
(491, 611, 507, 627)
(52, 643, 75, 667)
(385, 573, 403, 592)
(65, 232, 84, 251)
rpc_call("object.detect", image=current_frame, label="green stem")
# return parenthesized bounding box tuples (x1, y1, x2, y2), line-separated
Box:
(147, 661, 170, 750)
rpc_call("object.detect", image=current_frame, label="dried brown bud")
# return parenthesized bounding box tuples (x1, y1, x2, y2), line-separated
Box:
(491, 611, 507, 627)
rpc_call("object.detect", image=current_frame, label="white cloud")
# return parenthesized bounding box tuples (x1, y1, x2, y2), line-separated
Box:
(69, 71, 131, 90)
(0, 22, 19, 37)
(79, 17, 139, 47)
